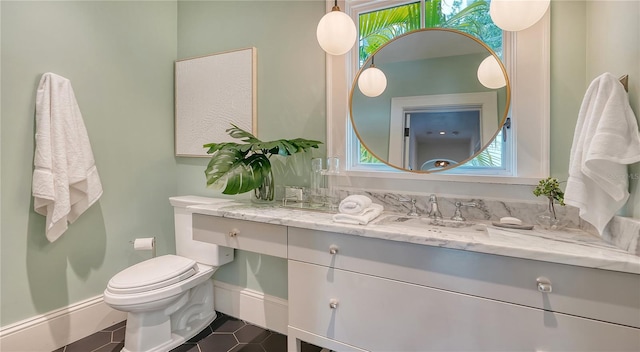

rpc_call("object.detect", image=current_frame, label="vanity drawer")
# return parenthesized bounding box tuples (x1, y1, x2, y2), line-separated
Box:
(192, 214, 287, 258)
(289, 260, 640, 352)
(288, 227, 640, 328)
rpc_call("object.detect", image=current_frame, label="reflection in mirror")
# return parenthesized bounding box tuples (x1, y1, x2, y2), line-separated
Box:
(389, 92, 498, 170)
(350, 28, 510, 173)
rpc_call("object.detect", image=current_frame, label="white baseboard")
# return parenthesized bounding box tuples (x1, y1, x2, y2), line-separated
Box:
(0, 280, 288, 352)
(213, 280, 288, 335)
(0, 295, 126, 352)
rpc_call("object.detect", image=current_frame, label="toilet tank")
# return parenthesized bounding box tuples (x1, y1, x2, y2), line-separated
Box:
(170, 196, 234, 267)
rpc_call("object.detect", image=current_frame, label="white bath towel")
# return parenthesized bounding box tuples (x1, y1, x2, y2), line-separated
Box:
(32, 72, 103, 242)
(338, 195, 373, 214)
(333, 204, 384, 225)
(564, 72, 640, 236)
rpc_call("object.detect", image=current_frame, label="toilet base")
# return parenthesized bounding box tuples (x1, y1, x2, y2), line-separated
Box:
(121, 311, 216, 352)
(119, 279, 217, 352)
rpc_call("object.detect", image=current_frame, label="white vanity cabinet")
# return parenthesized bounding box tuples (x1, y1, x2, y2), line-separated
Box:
(287, 228, 640, 352)
(187, 211, 640, 352)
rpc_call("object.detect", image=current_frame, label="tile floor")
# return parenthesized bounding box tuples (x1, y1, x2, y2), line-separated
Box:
(53, 312, 322, 352)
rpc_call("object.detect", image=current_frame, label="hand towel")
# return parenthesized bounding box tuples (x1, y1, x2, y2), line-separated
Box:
(338, 195, 373, 214)
(33, 72, 103, 242)
(333, 204, 384, 225)
(564, 72, 640, 236)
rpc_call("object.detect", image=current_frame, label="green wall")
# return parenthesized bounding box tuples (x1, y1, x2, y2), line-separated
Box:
(175, 0, 326, 197)
(1, 1, 178, 325)
(0, 0, 326, 327)
(550, 0, 640, 217)
(1, 0, 638, 330)
(550, 0, 587, 183)
(584, 0, 640, 217)
(175, 0, 326, 299)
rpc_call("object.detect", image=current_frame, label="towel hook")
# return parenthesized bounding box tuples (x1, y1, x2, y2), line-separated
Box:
(619, 74, 629, 92)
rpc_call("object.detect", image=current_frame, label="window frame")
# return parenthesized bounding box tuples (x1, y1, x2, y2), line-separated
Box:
(325, 0, 550, 186)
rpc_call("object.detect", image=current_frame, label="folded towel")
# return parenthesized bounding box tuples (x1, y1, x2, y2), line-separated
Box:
(564, 72, 640, 236)
(33, 73, 103, 242)
(338, 195, 373, 214)
(333, 204, 384, 225)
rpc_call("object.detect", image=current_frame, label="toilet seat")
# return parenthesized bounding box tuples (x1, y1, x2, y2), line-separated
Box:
(103, 262, 215, 310)
(107, 255, 197, 295)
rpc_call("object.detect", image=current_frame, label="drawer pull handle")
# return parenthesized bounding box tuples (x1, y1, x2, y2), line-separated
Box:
(536, 277, 552, 293)
(329, 299, 339, 309)
(329, 245, 339, 255)
(228, 229, 239, 237)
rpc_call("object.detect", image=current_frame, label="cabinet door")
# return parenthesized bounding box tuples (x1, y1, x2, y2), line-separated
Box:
(288, 260, 640, 352)
(288, 227, 640, 328)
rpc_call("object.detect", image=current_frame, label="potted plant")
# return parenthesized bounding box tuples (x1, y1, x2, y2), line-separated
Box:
(204, 124, 322, 202)
(533, 177, 566, 229)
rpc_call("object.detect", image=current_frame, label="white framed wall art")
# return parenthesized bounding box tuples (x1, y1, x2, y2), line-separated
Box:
(175, 47, 257, 157)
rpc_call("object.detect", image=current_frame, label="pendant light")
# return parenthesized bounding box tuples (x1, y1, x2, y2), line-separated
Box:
(477, 55, 506, 89)
(490, 0, 550, 32)
(316, 0, 357, 55)
(358, 56, 387, 97)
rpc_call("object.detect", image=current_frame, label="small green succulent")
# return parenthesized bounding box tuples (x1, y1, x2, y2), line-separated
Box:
(533, 177, 565, 206)
(533, 177, 566, 222)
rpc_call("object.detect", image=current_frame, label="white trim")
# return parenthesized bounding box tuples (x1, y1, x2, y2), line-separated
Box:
(0, 296, 126, 352)
(0, 281, 289, 351)
(510, 11, 551, 179)
(213, 280, 288, 335)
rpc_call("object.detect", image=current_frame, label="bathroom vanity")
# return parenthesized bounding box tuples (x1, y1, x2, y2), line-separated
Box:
(188, 200, 640, 352)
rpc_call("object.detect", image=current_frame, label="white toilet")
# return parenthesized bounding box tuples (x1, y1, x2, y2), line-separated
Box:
(103, 196, 234, 352)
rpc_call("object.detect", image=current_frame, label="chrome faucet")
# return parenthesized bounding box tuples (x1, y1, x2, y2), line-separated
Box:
(451, 201, 477, 221)
(427, 194, 443, 219)
(400, 198, 419, 217)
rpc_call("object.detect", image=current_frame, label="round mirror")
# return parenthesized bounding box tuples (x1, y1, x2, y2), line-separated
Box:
(350, 28, 510, 173)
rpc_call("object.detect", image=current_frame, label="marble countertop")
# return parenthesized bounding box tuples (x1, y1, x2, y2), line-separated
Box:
(188, 200, 640, 275)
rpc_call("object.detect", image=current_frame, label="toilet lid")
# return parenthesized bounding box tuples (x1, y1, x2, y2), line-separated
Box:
(107, 255, 198, 294)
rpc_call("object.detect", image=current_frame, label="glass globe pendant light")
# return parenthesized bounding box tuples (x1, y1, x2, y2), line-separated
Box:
(358, 56, 387, 97)
(490, 0, 550, 32)
(316, 0, 357, 55)
(477, 55, 506, 89)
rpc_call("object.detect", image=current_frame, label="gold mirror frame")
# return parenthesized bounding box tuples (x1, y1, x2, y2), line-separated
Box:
(349, 28, 511, 173)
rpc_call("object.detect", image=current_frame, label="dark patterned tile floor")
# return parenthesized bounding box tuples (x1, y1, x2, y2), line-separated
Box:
(53, 312, 323, 352)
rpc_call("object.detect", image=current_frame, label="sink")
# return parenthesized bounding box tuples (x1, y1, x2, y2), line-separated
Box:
(376, 214, 482, 230)
(375, 215, 425, 228)
(428, 218, 476, 228)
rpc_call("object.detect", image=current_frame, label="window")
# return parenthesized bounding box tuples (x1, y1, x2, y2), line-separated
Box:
(325, 0, 549, 186)
(353, 0, 508, 174)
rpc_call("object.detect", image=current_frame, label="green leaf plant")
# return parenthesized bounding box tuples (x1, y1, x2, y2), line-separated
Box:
(533, 177, 565, 220)
(203, 125, 322, 195)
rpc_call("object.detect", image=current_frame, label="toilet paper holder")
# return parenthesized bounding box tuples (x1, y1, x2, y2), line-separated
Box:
(130, 237, 156, 258)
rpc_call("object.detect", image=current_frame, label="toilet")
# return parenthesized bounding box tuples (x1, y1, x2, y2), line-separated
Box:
(103, 196, 234, 352)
